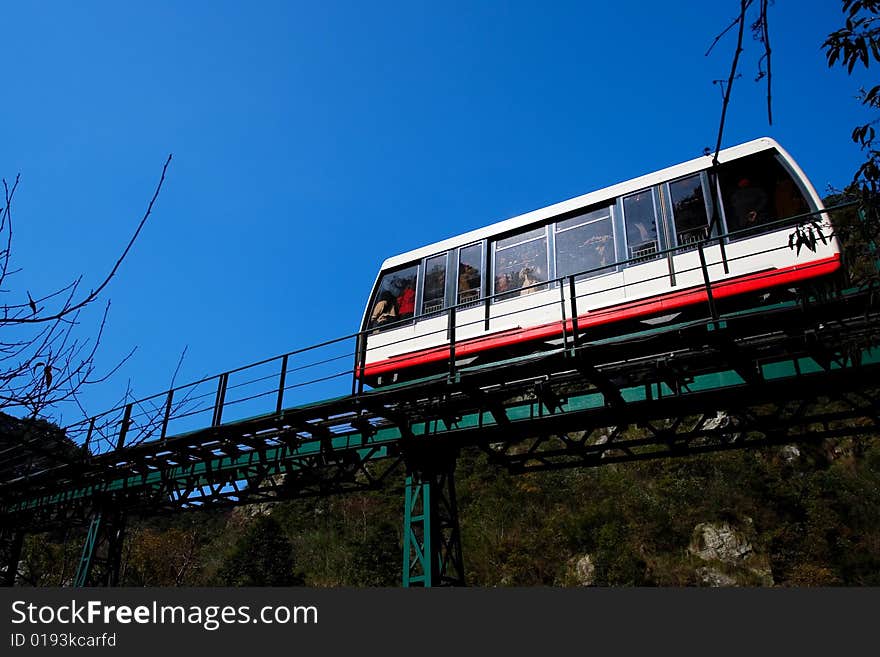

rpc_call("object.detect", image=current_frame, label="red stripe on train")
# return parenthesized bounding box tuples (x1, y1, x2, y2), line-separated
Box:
(361, 255, 841, 378)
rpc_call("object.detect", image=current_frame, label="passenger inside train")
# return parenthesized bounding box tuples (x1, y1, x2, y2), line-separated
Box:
(369, 266, 417, 328)
(719, 150, 809, 235)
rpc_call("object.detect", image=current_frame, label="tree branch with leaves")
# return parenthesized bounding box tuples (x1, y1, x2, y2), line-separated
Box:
(708, 1, 880, 286)
(822, 1, 880, 294)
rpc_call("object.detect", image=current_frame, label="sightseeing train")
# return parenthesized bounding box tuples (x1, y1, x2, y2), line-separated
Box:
(358, 137, 841, 385)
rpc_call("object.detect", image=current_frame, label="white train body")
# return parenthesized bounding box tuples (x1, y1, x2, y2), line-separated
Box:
(359, 138, 840, 382)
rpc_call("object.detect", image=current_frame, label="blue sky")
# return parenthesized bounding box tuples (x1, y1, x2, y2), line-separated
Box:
(1, 1, 873, 428)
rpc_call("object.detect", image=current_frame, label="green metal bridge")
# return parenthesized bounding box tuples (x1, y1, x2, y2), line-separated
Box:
(1, 246, 878, 587)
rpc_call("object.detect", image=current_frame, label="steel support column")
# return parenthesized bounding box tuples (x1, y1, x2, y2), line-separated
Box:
(74, 507, 126, 587)
(402, 449, 464, 587)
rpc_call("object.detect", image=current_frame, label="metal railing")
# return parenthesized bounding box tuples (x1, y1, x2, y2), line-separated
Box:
(59, 204, 848, 457)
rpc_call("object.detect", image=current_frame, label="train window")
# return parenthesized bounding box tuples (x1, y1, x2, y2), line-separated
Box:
(493, 226, 548, 299)
(457, 243, 483, 306)
(717, 151, 811, 237)
(369, 264, 417, 329)
(622, 190, 660, 262)
(668, 174, 710, 246)
(555, 206, 614, 281)
(422, 254, 447, 315)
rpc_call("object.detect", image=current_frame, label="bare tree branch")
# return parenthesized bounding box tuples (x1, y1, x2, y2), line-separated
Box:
(0, 175, 20, 289)
(7, 153, 173, 326)
(705, 5, 751, 57)
(712, 0, 751, 165)
(708, 2, 775, 159)
(757, 0, 773, 125)
(0, 155, 172, 425)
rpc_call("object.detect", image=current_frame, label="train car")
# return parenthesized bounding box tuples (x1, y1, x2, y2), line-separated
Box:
(358, 137, 841, 386)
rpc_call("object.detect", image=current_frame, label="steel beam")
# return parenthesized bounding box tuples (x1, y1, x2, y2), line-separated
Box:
(74, 507, 126, 587)
(402, 448, 464, 587)
(0, 286, 877, 589)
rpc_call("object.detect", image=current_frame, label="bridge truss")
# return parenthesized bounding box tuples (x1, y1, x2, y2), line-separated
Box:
(1, 264, 878, 586)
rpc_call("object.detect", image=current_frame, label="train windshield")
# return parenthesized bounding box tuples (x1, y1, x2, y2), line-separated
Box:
(717, 151, 812, 237)
(368, 265, 417, 329)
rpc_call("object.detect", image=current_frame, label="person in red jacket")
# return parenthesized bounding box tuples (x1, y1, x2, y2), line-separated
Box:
(397, 284, 415, 319)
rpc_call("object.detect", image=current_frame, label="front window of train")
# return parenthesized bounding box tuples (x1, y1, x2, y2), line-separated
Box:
(717, 151, 811, 238)
(368, 264, 418, 329)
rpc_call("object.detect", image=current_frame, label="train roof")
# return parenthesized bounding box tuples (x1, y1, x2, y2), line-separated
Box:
(378, 137, 792, 272)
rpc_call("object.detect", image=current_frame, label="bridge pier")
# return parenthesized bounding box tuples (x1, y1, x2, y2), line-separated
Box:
(0, 528, 24, 586)
(74, 507, 126, 587)
(402, 447, 464, 587)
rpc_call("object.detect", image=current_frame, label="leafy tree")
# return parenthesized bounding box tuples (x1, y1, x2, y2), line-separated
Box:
(712, 2, 880, 271)
(349, 521, 400, 587)
(16, 528, 80, 586)
(822, 1, 880, 292)
(122, 526, 202, 586)
(217, 515, 303, 586)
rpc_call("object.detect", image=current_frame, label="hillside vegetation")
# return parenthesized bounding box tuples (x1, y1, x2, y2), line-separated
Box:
(16, 436, 880, 587)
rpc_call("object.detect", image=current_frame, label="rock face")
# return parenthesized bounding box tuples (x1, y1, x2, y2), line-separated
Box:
(573, 554, 596, 586)
(689, 520, 774, 586)
(232, 500, 275, 519)
(702, 411, 742, 442)
(779, 445, 800, 463)
(562, 554, 596, 586)
(689, 522, 753, 562)
(695, 567, 739, 587)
